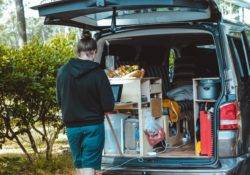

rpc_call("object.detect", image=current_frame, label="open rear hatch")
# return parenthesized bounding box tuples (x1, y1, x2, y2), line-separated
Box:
(32, 0, 221, 31)
(98, 29, 222, 169)
(32, 0, 222, 170)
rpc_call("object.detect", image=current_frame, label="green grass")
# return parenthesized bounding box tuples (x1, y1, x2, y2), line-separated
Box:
(0, 153, 74, 175)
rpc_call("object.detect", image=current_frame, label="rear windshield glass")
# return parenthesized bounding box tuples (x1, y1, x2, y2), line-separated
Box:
(71, 7, 210, 27)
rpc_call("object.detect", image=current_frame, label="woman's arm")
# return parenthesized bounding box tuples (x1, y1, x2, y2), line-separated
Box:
(56, 66, 64, 107)
(98, 71, 115, 113)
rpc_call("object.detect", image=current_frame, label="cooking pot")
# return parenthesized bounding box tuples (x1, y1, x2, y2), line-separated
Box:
(198, 79, 220, 100)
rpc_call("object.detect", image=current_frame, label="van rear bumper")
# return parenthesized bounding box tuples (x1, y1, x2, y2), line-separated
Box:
(102, 155, 250, 175)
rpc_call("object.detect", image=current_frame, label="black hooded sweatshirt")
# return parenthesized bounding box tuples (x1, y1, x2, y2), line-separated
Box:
(56, 58, 114, 127)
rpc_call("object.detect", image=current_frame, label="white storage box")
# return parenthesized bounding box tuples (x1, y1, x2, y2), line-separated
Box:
(124, 118, 140, 154)
(104, 113, 128, 155)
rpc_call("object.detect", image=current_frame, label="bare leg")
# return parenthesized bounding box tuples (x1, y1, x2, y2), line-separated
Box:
(76, 168, 95, 175)
(95, 170, 103, 175)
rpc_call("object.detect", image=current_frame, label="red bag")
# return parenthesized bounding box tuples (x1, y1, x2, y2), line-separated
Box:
(145, 128, 165, 146)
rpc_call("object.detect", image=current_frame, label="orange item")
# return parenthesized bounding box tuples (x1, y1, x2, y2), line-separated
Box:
(162, 99, 180, 122)
(200, 111, 213, 156)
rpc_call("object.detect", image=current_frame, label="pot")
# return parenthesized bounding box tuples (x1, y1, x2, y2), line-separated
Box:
(198, 79, 220, 100)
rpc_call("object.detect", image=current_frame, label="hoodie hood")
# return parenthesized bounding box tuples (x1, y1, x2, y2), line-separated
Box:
(68, 58, 100, 78)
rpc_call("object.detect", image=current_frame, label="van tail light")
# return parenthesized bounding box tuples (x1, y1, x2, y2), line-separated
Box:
(219, 102, 240, 130)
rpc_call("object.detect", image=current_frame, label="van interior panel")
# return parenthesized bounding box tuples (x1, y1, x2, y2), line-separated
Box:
(102, 31, 220, 158)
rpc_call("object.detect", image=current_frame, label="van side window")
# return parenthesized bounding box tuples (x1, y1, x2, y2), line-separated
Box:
(227, 34, 248, 78)
(245, 30, 250, 45)
(242, 30, 250, 76)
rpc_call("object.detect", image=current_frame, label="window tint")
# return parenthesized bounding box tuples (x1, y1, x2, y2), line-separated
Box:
(227, 34, 248, 78)
(74, 7, 212, 27)
(242, 30, 250, 76)
(246, 30, 250, 45)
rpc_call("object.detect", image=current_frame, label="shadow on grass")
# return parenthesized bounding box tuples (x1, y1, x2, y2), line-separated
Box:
(0, 153, 74, 175)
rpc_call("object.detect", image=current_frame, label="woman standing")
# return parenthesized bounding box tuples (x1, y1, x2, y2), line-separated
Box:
(56, 31, 114, 175)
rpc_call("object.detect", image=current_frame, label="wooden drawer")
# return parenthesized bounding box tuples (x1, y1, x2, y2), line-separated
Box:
(150, 83, 161, 94)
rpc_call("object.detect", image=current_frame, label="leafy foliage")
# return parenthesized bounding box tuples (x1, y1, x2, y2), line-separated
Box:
(0, 153, 74, 175)
(0, 0, 80, 47)
(0, 33, 76, 161)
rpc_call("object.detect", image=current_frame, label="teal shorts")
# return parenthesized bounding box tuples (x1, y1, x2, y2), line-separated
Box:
(66, 123, 104, 170)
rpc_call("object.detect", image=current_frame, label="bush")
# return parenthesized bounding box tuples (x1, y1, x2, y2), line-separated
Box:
(0, 156, 29, 175)
(0, 153, 74, 175)
(0, 33, 76, 162)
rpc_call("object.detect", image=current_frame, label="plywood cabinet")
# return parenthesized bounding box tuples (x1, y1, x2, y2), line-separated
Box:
(193, 78, 219, 156)
(105, 78, 162, 157)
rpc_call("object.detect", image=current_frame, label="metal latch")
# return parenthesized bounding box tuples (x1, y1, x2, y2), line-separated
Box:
(110, 7, 117, 33)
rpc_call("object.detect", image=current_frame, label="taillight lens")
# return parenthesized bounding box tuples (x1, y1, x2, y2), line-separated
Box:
(220, 102, 239, 130)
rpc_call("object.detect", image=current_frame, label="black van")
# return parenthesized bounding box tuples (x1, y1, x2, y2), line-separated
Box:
(33, 1, 250, 174)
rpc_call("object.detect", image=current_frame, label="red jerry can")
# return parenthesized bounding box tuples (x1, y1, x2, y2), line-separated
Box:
(200, 110, 213, 156)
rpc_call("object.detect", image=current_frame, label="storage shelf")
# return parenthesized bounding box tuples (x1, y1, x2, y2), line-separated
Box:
(108, 78, 163, 157)
(114, 102, 138, 110)
(193, 77, 219, 157)
(195, 99, 216, 103)
(193, 77, 220, 81)
(150, 92, 162, 94)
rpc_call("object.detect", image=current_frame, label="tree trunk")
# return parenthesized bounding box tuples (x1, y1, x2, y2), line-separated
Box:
(8, 128, 32, 163)
(45, 144, 52, 160)
(26, 129, 39, 155)
(46, 125, 64, 160)
(2, 112, 32, 163)
(14, 0, 27, 46)
(13, 134, 33, 163)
